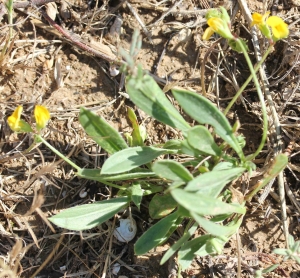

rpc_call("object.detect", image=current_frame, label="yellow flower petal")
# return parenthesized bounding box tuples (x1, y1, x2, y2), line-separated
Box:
(7, 106, 23, 131)
(251, 13, 264, 26)
(251, 12, 270, 26)
(34, 105, 50, 130)
(207, 17, 224, 32)
(267, 16, 289, 40)
(251, 12, 272, 39)
(207, 17, 233, 40)
(203, 27, 215, 40)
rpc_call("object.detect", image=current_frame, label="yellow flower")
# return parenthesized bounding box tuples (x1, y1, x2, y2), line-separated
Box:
(251, 12, 272, 39)
(7, 105, 23, 131)
(208, 18, 224, 32)
(7, 106, 32, 132)
(267, 16, 289, 41)
(34, 105, 50, 130)
(251, 12, 288, 41)
(251, 12, 270, 27)
(203, 17, 233, 40)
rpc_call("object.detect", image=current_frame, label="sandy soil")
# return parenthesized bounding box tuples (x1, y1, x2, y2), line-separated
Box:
(0, 0, 300, 277)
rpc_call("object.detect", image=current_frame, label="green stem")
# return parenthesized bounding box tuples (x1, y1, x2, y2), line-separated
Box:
(36, 134, 81, 172)
(177, 264, 182, 278)
(224, 46, 272, 115)
(6, 0, 13, 39)
(36, 135, 126, 190)
(234, 39, 269, 161)
(95, 180, 126, 190)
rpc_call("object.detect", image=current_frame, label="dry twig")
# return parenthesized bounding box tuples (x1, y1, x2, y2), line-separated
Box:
(125, 1, 153, 43)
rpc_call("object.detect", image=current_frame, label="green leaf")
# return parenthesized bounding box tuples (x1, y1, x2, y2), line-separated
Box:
(49, 197, 129, 230)
(163, 139, 182, 150)
(187, 126, 221, 156)
(164, 216, 184, 244)
(201, 237, 226, 255)
(124, 133, 133, 147)
(101, 146, 171, 175)
(180, 139, 204, 157)
(126, 74, 190, 135)
(210, 213, 231, 222)
(141, 183, 163, 195)
(229, 38, 249, 53)
(19, 120, 33, 132)
(135, 212, 179, 255)
(262, 264, 279, 274)
(127, 107, 146, 146)
(149, 193, 177, 219)
(170, 180, 186, 189)
(172, 88, 244, 159)
(185, 168, 246, 197)
(129, 183, 143, 210)
(191, 213, 243, 237)
(245, 153, 288, 201)
(292, 240, 300, 253)
(77, 168, 156, 181)
(171, 188, 246, 216)
(272, 248, 289, 256)
(152, 160, 193, 182)
(161, 222, 198, 265)
(79, 107, 128, 154)
(255, 270, 263, 278)
(213, 161, 236, 171)
(117, 183, 163, 197)
(178, 235, 211, 270)
(182, 159, 206, 168)
(288, 234, 295, 247)
(293, 256, 300, 264)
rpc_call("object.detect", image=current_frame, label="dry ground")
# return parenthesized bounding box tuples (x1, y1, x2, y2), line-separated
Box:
(0, 0, 300, 277)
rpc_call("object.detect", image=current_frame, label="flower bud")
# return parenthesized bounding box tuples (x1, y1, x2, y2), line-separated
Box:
(7, 106, 32, 132)
(220, 6, 231, 25)
(34, 105, 50, 130)
(205, 9, 221, 20)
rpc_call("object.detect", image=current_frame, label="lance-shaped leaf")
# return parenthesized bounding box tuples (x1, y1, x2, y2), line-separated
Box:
(178, 235, 211, 270)
(80, 107, 128, 154)
(126, 73, 190, 135)
(191, 213, 243, 237)
(49, 197, 129, 230)
(149, 193, 178, 219)
(161, 222, 198, 265)
(152, 160, 193, 182)
(185, 167, 245, 197)
(245, 153, 288, 201)
(128, 183, 143, 210)
(101, 146, 172, 175)
(127, 107, 146, 147)
(172, 88, 244, 159)
(135, 212, 179, 255)
(187, 126, 221, 156)
(171, 188, 246, 216)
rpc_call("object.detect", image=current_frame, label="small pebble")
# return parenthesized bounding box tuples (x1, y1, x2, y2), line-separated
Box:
(69, 54, 77, 61)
